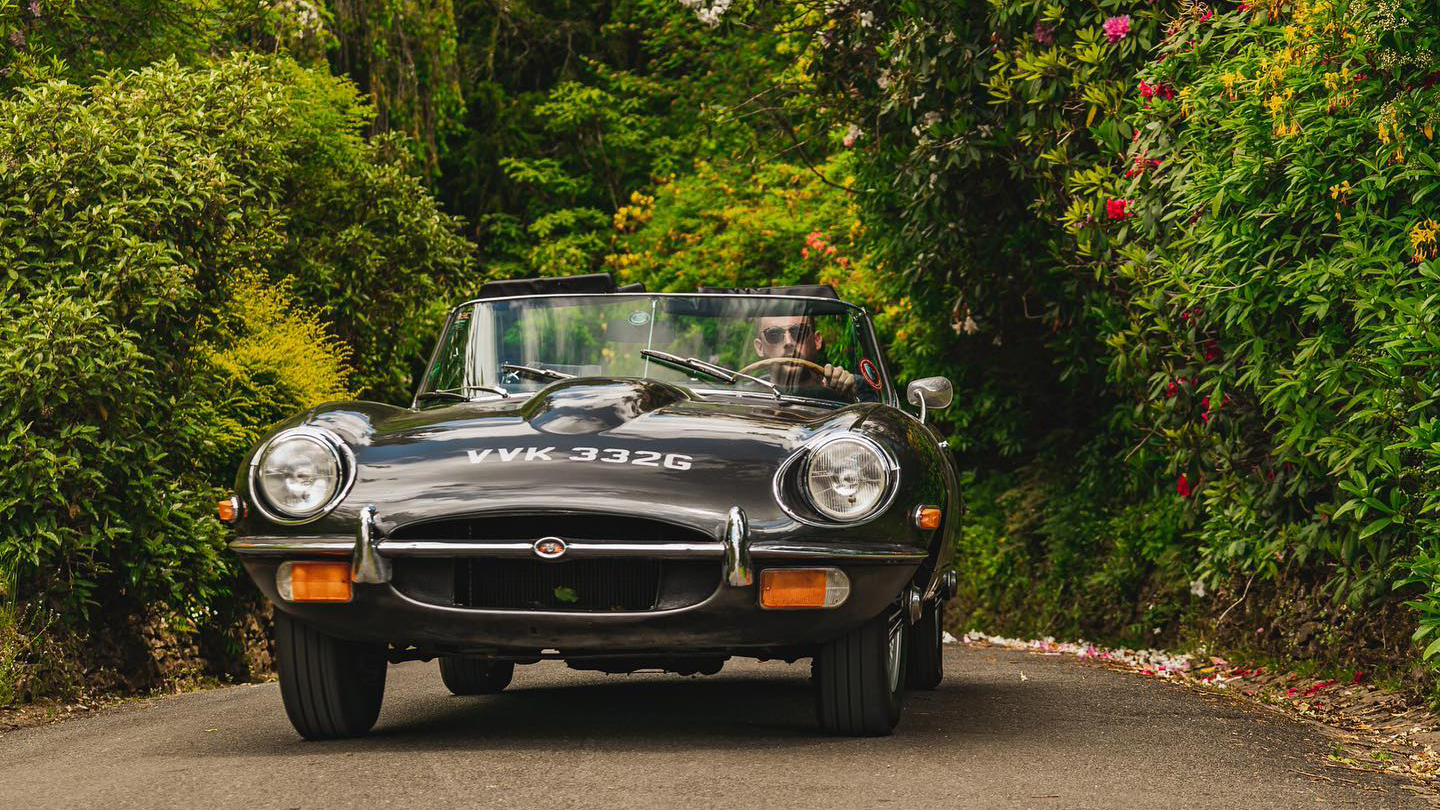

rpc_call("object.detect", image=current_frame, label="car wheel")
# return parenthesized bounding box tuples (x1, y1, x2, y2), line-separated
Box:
(906, 599, 944, 690)
(439, 656, 515, 695)
(813, 609, 907, 736)
(275, 612, 387, 740)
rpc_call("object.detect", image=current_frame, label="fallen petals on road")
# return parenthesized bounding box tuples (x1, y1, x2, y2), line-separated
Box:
(954, 630, 1440, 792)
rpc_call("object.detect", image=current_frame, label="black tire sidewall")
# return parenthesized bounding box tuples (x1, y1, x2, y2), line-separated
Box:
(275, 612, 387, 740)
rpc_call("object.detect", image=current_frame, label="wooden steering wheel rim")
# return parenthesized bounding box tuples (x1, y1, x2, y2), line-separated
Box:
(736, 356, 828, 376)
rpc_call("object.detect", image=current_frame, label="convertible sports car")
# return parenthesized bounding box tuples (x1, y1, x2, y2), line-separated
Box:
(225, 273, 960, 739)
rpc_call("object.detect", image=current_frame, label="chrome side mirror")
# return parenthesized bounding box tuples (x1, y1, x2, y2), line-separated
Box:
(906, 377, 953, 424)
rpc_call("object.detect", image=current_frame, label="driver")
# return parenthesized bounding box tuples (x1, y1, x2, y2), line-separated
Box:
(752, 314, 857, 398)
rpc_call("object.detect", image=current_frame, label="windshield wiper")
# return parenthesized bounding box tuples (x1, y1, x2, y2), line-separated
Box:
(502, 363, 574, 382)
(418, 384, 510, 402)
(640, 350, 785, 401)
(640, 350, 735, 383)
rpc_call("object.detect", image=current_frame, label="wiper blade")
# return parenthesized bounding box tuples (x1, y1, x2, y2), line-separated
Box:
(640, 350, 735, 383)
(640, 350, 785, 401)
(502, 363, 574, 381)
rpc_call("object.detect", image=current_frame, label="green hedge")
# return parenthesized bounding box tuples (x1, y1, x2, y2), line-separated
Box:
(0, 55, 469, 700)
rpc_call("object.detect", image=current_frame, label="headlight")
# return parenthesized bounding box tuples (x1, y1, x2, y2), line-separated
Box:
(802, 435, 895, 522)
(250, 428, 352, 523)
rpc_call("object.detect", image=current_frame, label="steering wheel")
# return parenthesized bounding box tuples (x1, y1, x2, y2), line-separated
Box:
(737, 356, 828, 376)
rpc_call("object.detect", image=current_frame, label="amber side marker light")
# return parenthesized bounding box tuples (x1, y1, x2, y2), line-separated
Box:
(217, 496, 243, 523)
(276, 561, 353, 603)
(914, 505, 942, 530)
(759, 568, 850, 609)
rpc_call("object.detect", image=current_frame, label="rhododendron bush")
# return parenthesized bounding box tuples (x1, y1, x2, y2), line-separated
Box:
(792, 0, 1440, 681)
(1113, 0, 1440, 654)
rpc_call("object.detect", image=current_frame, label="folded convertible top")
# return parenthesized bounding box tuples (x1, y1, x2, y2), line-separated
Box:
(475, 273, 838, 300)
(476, 273, 645, 299)
(697, 284, 839, 299)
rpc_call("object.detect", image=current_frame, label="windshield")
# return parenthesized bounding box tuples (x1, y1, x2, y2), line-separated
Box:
(419, 294, 891, 405)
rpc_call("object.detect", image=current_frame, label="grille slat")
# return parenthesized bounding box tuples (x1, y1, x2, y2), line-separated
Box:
(454, 559, 662, 611)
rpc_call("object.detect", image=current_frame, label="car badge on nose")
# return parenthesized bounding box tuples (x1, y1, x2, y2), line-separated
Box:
(533, 536, 568, 560)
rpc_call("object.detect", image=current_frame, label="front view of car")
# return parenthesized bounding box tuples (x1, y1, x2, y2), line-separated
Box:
(226, 277, 958, 740)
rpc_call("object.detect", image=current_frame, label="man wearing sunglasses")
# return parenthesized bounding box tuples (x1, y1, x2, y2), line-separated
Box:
(752, 315, 857, 398)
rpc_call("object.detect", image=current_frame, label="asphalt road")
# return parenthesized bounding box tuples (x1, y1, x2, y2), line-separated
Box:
(0, 646, 1427, 809)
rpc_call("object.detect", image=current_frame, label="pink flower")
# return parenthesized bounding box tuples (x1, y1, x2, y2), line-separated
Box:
(1103, 14, 1131, 44)
(801, 247, 810, 258)
(1106, 198, 1134, 220)
(1197, 9, 1214, 22)
(1034, 20, 1055, 45)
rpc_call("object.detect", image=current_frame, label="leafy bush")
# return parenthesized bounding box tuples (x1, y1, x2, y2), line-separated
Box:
(609, 156, 868, 293)
(1111, 0, 1440, 649)
(0, 55, 465, 699)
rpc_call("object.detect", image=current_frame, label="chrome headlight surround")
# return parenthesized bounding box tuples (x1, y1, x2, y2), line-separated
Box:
(248, 427, 356, 525)
(774, 433, 899, 527)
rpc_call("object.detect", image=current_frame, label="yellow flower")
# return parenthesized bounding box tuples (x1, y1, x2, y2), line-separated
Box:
(1410, 218, 1439, 262)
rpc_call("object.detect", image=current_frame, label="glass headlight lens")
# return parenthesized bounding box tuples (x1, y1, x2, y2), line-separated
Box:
(257, 432, 342, 518)
(804, 437, 892, 521)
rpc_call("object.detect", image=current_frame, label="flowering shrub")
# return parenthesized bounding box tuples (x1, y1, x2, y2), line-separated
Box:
(1108, 0, 1440, 656)
(789, 0, 1440, 676)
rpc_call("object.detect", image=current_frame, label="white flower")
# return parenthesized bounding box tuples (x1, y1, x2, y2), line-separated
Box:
(1190, 578, 1207, 597)
(678, 0, 732, 27)
(859, 11, 874, 27)
(843, 123, 862, 147)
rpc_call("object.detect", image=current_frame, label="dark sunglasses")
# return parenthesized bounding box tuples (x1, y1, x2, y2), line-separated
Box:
(761, 323, 813, 344)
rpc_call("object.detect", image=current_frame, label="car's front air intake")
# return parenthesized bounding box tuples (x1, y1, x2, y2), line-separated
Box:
(453, 558, 663, 611)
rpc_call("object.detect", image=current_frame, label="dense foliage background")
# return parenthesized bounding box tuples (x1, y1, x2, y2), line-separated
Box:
(3, 0, 1440, 704)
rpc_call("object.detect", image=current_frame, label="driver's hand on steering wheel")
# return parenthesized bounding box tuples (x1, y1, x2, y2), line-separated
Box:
(823, 363, 856, 396)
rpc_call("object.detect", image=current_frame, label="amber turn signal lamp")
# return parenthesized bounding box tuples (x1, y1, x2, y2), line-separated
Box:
(276, 561, 353, 603)
(759, 568, 850, 609)
(914, 505, 942, 530)
(217, 496, 243, 523)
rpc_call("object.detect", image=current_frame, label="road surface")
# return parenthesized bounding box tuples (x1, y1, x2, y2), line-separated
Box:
(0, 646, 1426, 809)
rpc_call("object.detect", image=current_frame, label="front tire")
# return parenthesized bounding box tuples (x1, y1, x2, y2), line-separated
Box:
(275, 612, 387, 740)
(813, 609, 907, 736)
(438, 656, 514, 695)
(906, 599, 945, 690)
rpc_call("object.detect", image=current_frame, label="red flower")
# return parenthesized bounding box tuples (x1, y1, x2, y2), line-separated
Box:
(1176, 473, 1193, 497)
(1197, 9, 1214, 22)
(1202, 339, 1222, 360)
(1166, 380, 1179, 397)
(1139, 79, 1177, 101)
(1107, 198, 1135, 220)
